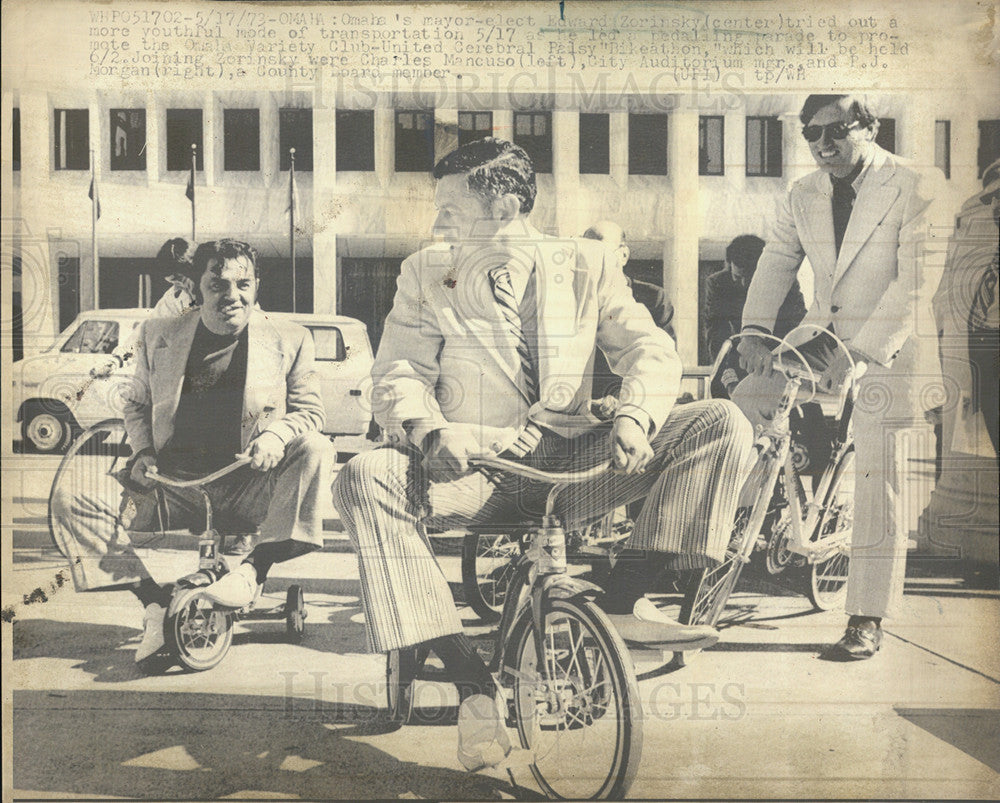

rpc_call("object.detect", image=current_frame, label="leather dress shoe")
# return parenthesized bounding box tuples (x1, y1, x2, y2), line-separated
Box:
(822, 621, 883, 661)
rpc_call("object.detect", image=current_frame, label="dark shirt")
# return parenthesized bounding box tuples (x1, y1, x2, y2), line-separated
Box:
(704, 269, 807, 363)
(158, 321, 249, 475)
(831, 160, 864, 255)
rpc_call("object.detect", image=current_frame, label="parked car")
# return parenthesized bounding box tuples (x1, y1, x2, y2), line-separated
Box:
(12, 309, 375, 453)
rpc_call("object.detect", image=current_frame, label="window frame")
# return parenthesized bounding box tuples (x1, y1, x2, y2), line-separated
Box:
(745, 115, 783, 178)
(698, 115, 725, 176)
(628, 113, 669, 176)
(579, 112, 610, 175)
(512, 110, 553, 174)
(223, 108, 261, 172)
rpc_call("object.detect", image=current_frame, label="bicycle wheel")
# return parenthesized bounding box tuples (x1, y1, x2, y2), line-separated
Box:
(510, 598, 642, 800)
(48, 418, 130, 560)
(165, 589, 233, 672)
(806, 450, 855, 611)
(462, 530, 521, 623)
(679, 506, 755, 627)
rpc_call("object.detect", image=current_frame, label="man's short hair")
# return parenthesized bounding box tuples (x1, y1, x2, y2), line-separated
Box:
(191, 239, 259, 279)
(432, 138, 537, 214)
(799, 94, 878, 129)
(726, 234, 766, 273)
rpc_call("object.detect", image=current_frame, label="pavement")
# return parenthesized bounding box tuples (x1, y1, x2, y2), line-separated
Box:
(3, 452, 1000, 800)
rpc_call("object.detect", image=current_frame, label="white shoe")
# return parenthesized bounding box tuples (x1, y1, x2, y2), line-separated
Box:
(201, 563, 259, 608)
(457, 693, 512, 772)
(606, 598, 719, 651)
(135, 602, 166, 663)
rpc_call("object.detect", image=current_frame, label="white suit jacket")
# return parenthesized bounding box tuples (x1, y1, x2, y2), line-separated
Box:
(123, 309, 325, 455)
(372, 234, 681, 453)
(744, 146, 944, 367)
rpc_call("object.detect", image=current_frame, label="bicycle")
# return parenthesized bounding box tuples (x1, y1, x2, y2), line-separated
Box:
(387, 456, 643, 800)
(48, 418, 308, 672)
(681, 326, 857, 627)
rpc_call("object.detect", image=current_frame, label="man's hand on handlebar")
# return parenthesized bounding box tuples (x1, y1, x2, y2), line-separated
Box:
(817, 351, 866, 395)
(130, 453, 159, 489)
(611, 416, 653, 475)
(421, 427, 483, 483)
(247, 432, 286, 472)
(737, 335, 775, 378)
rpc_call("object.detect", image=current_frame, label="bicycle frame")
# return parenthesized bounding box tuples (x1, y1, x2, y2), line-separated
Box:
(468, 456, 609, 684)
(716, 327, 857, 566)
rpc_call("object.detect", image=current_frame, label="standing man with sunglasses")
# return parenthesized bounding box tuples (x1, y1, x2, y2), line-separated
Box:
(734, 94, 945, 660)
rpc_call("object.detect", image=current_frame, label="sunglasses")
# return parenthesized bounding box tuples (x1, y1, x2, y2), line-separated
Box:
(802, 121, 861, 142)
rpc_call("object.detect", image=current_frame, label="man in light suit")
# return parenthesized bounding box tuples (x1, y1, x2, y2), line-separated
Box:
(333, 139, 754, 769)
(734, 95, 944, 660)
(51, 239, 335, 669)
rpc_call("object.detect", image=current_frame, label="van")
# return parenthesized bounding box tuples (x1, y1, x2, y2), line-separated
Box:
(12, 309, 375, 453)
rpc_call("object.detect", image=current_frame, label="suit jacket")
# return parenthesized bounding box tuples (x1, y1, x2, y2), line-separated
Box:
(744, 146, 944, 367)
(123, 309, 325, 455)
(372, 234, 681, 453)
(705, 269, 805, 362)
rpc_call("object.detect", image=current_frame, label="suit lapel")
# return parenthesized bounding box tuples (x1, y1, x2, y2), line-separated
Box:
(534, 240, 583, 406)
(151, 313, 199, 439)
(834, 150, 899, 286)
(243, 312, 285, 448)
(798, 174, 838, 283)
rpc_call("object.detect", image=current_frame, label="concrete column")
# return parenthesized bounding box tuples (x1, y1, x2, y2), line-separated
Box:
(17, 92, 57, 350)
(203, 92, 217, 187)
(609, 111, 628, 189)
(666, 109, 701, 367)
(492, 109, 513, 142)
(313, 103, 337, 315)
(145, 92, 161, 180)
(374, 106, 393, 187)
(552, 109, 579, 236)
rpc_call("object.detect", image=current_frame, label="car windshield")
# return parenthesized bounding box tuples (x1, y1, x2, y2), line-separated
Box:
(60, 320, 120, 354)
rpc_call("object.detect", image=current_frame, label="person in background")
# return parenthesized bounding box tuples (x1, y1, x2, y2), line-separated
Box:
(704, 234, 805, 364)
(153, 237, 198, 317)
(582, 221, 676, 402)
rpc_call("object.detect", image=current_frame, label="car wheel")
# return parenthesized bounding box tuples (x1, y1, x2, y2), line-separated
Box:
(22, 407, 74, 454)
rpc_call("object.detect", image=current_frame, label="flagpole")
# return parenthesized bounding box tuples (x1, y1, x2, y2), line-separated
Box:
(190, 143, 197, 241)
(91, 148, 99, 308)
(289, 147, 296, 314)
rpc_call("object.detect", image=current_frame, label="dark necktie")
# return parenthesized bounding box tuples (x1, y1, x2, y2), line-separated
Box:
(489, 264, 539, 403)
(831, 175, 856, 256)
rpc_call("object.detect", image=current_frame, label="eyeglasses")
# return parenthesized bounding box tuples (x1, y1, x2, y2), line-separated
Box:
(802, 121, 861, 143)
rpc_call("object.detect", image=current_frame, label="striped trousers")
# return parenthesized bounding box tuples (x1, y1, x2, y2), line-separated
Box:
(333, 400, 754, 653)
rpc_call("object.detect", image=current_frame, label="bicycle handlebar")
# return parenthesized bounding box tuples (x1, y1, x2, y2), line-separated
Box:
(468, 454, 613, 485)
(145, 455, 252, 488)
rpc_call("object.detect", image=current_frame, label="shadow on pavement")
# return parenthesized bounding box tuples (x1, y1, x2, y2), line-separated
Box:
(12, 620, 144, 683)
(13, 689, 517, 800)
(895, 707, 1000, 773)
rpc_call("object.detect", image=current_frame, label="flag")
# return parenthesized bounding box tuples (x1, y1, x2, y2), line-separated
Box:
(88, 176, 101, 219)
(185, 165, 194, 202)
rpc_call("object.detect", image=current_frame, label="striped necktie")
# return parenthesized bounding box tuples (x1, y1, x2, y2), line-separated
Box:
(489, 263, 539, 403)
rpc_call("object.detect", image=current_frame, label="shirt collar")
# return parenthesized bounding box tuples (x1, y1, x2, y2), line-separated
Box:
(830, 146, 874, 194)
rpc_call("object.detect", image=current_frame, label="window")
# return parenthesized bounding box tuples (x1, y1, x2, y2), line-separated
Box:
(12, 107, 20, 171)
(977, 120, 1000, 178)
(336, 110, 375, 172)
(223, 108, 260, 171)
(110, 109, 146, 171)
(513, 111, 552, 173)
(699, 115, 724, 176)
(746, 116, 782, 177)
(628, 113, 668, 175)
(935, 120, 951, 179)
(307, 326, 347, 362)
(395, 110, 435, 172)
(875, 118, 896, 154)
(279, 108, 313, 171)
(458, 111, 493, 147)
(579, 113, 610, 174)
(166, 109, 203, 171)
(61, 320, 119, 354)
(54, 109, 89, 170)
